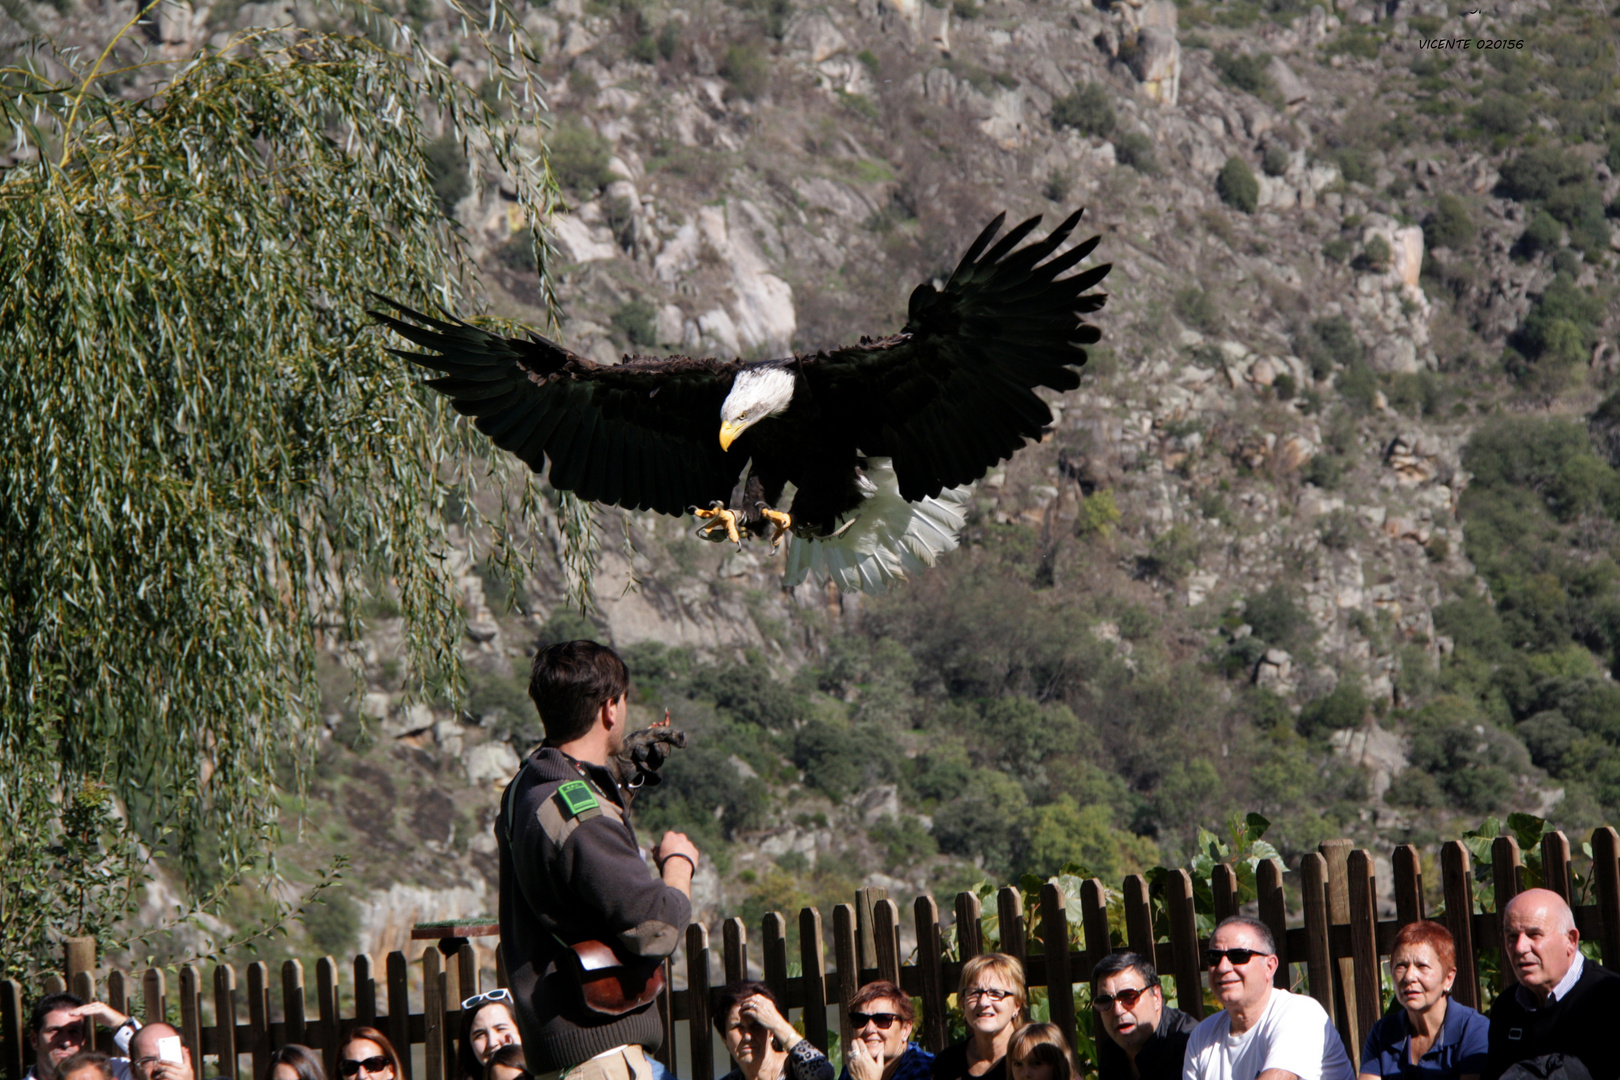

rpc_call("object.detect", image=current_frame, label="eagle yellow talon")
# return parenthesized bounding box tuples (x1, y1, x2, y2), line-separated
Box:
(692, 502, 742, 548)
(759, 506, 793, 549)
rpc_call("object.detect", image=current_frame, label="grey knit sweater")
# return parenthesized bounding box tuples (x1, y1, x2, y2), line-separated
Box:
(497, 748, 691, 1072)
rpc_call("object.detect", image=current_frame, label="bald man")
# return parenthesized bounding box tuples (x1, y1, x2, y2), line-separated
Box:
(126, 1026, 193, 1080)
(1483, 888, 1620, 1080)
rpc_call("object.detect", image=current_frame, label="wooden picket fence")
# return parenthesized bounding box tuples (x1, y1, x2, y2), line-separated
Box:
(5, 828, 1620, 1080)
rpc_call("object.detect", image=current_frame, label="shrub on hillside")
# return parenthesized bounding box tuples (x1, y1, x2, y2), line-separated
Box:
(1469, 94, 1528, 137)
(424, 134, 469, 215)
(1297, 683, 1367, 739)
(1518, 210, 1562, 257)
(1359, 234, 1392, 273)
(611, 299, 658, 349)
(547, 121, 616, 193)
(1299, 315, 1363, 378)
(1216, 156, 1259, 213)
(1214, 50, 1272, 96)
(1112, 131, 1157, 173)
(1244, 585, 1310, 652)
(1499, 145, 1587, 202)
(721, 43, 769, 100)
(1174, 286, 1221, 332)
(1051, 83, 1115, 137)
(1261, 141, 1290, 177)
(1425, 193, 1475, 250)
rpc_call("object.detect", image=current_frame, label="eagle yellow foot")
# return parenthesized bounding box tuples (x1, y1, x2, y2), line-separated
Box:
(758, 505, 793, 549)
(691, 502, 742, 548)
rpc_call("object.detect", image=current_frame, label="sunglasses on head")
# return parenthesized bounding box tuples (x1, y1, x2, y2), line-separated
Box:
(340, 1058, 391, 1077)
(1204, 948, 1270, 968)
(1092, 984, 1156, 1011)
(461, 988, 513, 1012)
(848, 1012, 902, 1030)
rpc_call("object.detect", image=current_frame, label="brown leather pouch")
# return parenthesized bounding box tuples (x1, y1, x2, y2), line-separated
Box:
(563, 940, 666, 1016)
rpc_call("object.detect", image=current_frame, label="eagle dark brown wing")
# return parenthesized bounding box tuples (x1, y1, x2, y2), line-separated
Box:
(370, 300, 746, 515)
(800, 210, 1110, 503)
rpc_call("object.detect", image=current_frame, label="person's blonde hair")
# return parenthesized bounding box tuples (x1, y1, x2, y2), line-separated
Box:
(1007, 1024, 1075, 1080)
(958, 952, 1027, 1011)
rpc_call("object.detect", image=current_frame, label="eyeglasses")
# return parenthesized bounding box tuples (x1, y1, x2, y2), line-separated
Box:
(1092, 985, 1156, 1011)
(340, 1058, 392, 1077)
(131, 1059, 164, 1071)
(461, 988, 513, 1012)
(1204, 948, 1271, 968)
(963, 987, 1014, 1003)
(848, 1012, 902, 1030)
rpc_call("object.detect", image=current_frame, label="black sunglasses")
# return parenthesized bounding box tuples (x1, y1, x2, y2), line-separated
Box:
(848, 1012, 902, 1030)
(340, 1058, 391, 1077)
(1204, 948, 1270, 968)
(1092, 984, 1156, 1010)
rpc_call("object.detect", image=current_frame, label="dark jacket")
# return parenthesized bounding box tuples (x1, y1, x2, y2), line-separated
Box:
(497, 747, 692, 1072)
(1484, 959, 1620, 1080)
(1096, 1005, 1198, 1080)
(930, 1039, 1005, 1080)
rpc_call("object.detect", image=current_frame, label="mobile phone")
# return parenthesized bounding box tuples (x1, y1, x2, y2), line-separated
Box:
(158, 1037, 183, 1065)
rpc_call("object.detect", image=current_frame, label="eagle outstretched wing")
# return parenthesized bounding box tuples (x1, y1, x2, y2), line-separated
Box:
(370, 301, 745, 516)
(803, 210, 1110, 503)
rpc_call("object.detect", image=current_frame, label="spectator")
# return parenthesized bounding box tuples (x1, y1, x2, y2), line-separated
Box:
(266, 1046, 325, 1080)
(338, 1028, 405, 1080)
(838, 981, 933, 1080)
(1182, 916, 1354, 1080)
(1092, 952, 1196, 1080)
(1357, 921, 1486, 1080)
(58, 1053, 114, 1080)
(485, 1044, 530, 1080)
(498, 640, 697, 1080)
(932, 954, 1024, 1080)
(1006, 1025, 1077, 1080)
(27, 993, 137, 1080)
(128, 1025, 194, 1080)
(713, 981, 833, 1080)
(457, 990, 521, 1080)
(1483, 888, 1620, 1080)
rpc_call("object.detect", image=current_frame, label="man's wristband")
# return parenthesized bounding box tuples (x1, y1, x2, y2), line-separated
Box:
(660, 852, 697, 875)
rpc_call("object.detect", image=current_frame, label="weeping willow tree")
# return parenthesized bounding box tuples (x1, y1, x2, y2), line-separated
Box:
(0, 3, 592, 974)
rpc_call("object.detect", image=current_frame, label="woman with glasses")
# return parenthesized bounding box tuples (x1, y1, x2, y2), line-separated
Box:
(931, 954, 1024, 1080)
(837, 980, 932, 1080)
(264, 1046, 325, 1080)
(338, 1029, 404, 1080)
(456, 990, 522, 1080)
(1356, 921, 1487, 1080)
(711, 981, 833, 1080)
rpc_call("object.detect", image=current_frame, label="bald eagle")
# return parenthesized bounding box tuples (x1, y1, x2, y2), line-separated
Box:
(371, 209, 1110, 591)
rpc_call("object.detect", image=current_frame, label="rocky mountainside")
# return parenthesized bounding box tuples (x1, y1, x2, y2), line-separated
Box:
(10, 0, 1620, 963)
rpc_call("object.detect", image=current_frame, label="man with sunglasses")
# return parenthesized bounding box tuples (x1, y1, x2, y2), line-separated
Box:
(1092, 952, 1195, 1080)
(838, 981, 933, 1080)
(499, 641, 699, 1080)
(1183, 918, 1353, 1080)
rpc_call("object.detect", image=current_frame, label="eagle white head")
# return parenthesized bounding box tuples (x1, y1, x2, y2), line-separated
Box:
(718, 365, 796, 451)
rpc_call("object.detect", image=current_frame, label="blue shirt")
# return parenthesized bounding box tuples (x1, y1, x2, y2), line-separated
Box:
(838, 1044, 935, 1080)
(1359, 999, 1489, 1080)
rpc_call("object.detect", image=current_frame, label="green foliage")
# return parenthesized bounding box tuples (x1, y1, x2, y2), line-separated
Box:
(1520, 210, 1563, 257)
(658, 22, 681, 59)
(611, 299, 659, 348)
(1261, 141, 1289, 177)
(868, 814, 937, 866)
(1426, 193, 1475, 250)
(1406, 699, 1531, 814)
(1043, 168, 1073, 203)
(721, 43, 770, 100)
(1216, 156, 1259, 213)
(1469, 94, 1528, 137)
(301, 887, 360, 955)
(548, 120, 617, 194)
(1112, 131, 1157, 174)
(1244, 585, 1309, 652)
(1360, 233, 1392, 273)
(1174, 286, 1222, 333)
(1334, 147, 1374, 186)
(793, 719, 891, 798)
(1213, 51, 1272, 96)
(1050, 83, 1115, 138)
(1499, 145, 1588, 202)
(0, 12, 555, 972)
(1076, 489, 1122, 537)
(1298, 682, 1367, 739)
(425, 133, 471, 214)
(1148, 813, 1278, 937)
(1299, 316, 1364, 379)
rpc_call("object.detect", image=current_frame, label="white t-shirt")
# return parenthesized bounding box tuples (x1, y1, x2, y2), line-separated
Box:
(1181, 989, 1355, 1080)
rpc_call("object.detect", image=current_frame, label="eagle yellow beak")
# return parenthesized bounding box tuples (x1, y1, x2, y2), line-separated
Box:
(719, 420, 747, 452)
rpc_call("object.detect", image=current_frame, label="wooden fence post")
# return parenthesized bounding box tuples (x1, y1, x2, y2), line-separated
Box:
(247, 962, 270, 1080)
(954, 892, 983, 962)
(1080, 878, 1111, 978)
(423, 948, 444, 1080)
(386, 952, 411, 1080)
(1392, 845, 1424, 927)
(1440, 841, 1480, 1009)
(1164, 869, 1202, 1020)
(1299, 853, 1335, 1018)
(142, 968, 166, 1025)
(1492, 835, 1523, 912)
(1345, 850, 1380, 1067)
(1592, 827, 1620, 971)
(914, 896, 947, 1053)
(64, 938, 96, 1047)
(179, 965, 202, 1077)
(107, 970, 128, 1024)
(833, 904, 858, 1057)
(1211, 864, 1238, 924)
(1121, 875, 1155, 973)
(686, 923, 713, 1080)
(1256, 859, 1290, 991)
(316, 957, 341, 1080)
(761, 912, 789, 1004)
(3, 979, 24, 1080)
(1541, 831, 1573, 904)
(855, 888, 886, 977)
(723, 917, 748, 986)
(214, 964, 238, 1080)
(1319, 839, 1358, 1057)
(69, 973, 98, 1052)
(800, 907, 829, 1058)
(1039, 883, 1077, 1055)
(355, 955, 377, 1030)
(997, 888, 1026, 974)
(874, 900, 902, 988)
(656, 958, 675, 1078)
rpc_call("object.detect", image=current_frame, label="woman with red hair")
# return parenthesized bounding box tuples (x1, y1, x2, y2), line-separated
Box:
(1357, 921, 1488, 1080)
